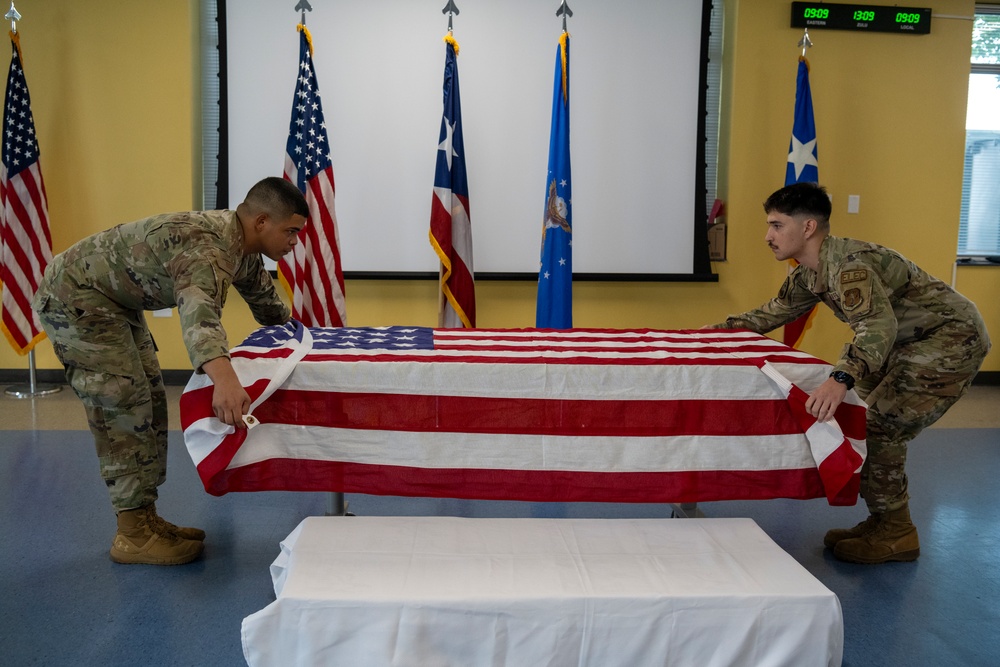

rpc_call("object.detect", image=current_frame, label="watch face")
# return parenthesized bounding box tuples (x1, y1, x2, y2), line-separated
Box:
(831, 371, 854, 388)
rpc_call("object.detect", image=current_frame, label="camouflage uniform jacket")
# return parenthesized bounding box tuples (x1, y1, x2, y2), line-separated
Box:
(716, 235, 984, 382)
(37, 210, 289, 372)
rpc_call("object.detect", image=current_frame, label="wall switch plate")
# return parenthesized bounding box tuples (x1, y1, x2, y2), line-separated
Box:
(847, 195, 860, 214)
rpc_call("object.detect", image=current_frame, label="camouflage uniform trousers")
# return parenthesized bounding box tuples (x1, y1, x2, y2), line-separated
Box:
(35, 295, 169, 512)
(853, 318, 990, 513)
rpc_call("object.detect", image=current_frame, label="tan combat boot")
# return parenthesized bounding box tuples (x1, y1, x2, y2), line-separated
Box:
(833, 506, 920, 564)
(110, 505, 204, 565)
(823, 514, 880, 549)
(148, 503, 206, 541)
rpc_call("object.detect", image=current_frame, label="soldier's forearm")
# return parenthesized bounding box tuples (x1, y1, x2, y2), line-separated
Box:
(201, 356, 239, 387)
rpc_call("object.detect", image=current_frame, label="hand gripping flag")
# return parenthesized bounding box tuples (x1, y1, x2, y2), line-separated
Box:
(782, 56, 819, 348)
(429, 34, 475, 328)
(536, 33, 572, 329)
(1, 32, 52, 355)
(278, 24, 347, 327)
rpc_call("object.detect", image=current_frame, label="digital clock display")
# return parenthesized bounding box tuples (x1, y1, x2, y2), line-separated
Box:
(791, 2, 931, 34)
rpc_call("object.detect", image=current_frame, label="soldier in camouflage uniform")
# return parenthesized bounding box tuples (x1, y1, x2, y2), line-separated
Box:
(33, 177, 308, 565)
(709, 182, 990, 564)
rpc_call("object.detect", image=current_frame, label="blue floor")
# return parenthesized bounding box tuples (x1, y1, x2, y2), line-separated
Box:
(1, 428, 998, 666)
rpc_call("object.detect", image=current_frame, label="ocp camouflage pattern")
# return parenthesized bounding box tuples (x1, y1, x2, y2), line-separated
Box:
(32, 210, 289, 510)
(710, 235, 991, 511)
(712, 236, 989, 382)
(33, 210, 289, 371)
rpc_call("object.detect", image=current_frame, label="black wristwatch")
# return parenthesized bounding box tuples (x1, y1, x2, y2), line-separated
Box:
(829, 371, 855, 390)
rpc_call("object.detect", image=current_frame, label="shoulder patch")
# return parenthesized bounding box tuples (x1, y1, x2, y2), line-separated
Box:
(840, 269, 868, 284)
(842, 288, 864, 310)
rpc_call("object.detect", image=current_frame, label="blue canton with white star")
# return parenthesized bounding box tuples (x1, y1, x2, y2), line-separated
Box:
(2, 47, 40, 178)
(285, 31, 332, 192)
(242, 323, 434, 351)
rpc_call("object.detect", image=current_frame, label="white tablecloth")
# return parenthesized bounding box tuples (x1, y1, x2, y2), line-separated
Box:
(242, 517, 843, 667)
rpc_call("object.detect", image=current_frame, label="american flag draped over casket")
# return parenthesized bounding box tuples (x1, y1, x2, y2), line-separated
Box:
(181, 323, 866, 506)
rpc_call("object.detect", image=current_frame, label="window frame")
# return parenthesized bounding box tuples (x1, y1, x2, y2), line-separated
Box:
(958, 3, 1000, 260)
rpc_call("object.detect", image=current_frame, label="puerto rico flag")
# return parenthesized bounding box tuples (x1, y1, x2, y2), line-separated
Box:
(785, 57, 818, 185)
(429, 35, 475, 328)
(181, 323, 865, 505)
(783, 56, 820, 348)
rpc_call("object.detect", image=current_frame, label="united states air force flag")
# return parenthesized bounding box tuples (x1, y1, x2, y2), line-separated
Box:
(783, 56, 820, 349)
(536, 33, 572, 329)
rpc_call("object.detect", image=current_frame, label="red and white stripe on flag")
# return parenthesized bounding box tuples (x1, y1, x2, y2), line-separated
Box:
(430, 186, 474, 328)
(278, 162, 346, 327)
(1, 37, 52, 355)
(181, 326, 866, 506)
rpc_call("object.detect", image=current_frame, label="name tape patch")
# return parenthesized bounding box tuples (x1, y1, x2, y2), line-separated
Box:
(840, 269, 868, 284)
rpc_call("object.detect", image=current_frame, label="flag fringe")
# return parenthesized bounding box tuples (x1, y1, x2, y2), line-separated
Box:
(276, 265, 295, 306)
(443, 34, 460, 55)
(8, 31, 22, 66)
(428, 229, 473, 328)
(0, 320, 47, 356)
(559, 32, 569, 102)
(297, 24, 313, 57)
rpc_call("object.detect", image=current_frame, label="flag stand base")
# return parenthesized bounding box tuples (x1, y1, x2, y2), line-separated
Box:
(326, 492, 354, 517)
(5, 383, 62, 398)
(671, 503, 705, 519)
(6, 351, 63, 398)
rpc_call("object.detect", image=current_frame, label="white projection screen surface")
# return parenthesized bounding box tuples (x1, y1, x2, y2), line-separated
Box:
(224, 0, 710, 277)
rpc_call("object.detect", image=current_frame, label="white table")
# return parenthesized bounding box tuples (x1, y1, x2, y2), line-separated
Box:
(242, 516, 844, 667)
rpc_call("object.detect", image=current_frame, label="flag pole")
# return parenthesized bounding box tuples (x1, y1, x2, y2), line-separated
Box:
(294, 0, 311, 26)
(430, 1, 475, 329)
(556, 0, 573, 33)
(442, 0, 459, 33)
(289, 0, 348, 514)
(5, 2, 19, 33)
(438, 0, 458, 328)
(781, 28, 819, 349)
(2, 3, 60, 399)
(798, 27, 813, 57)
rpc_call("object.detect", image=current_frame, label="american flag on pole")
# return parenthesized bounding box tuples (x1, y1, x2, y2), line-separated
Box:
(1, 33, 51, 355)
(181, 323, 865, 506)
(278, 24, 347, 328)
(782, 56, 819, 349)
(536, 33, 572, 329)
(429, 34, 475, 328)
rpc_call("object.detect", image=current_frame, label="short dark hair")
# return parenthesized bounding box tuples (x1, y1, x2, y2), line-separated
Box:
(244, 177, 310, 219)
(763, 182, 831, 227)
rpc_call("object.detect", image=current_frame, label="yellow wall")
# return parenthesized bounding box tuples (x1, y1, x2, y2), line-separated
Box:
(3, 0, 998, 377)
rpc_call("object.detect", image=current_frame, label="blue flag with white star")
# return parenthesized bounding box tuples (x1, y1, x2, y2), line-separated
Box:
(536, 34, 572, 329)
(785, 57, 818, 184)
(783, 56, 819, 348)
